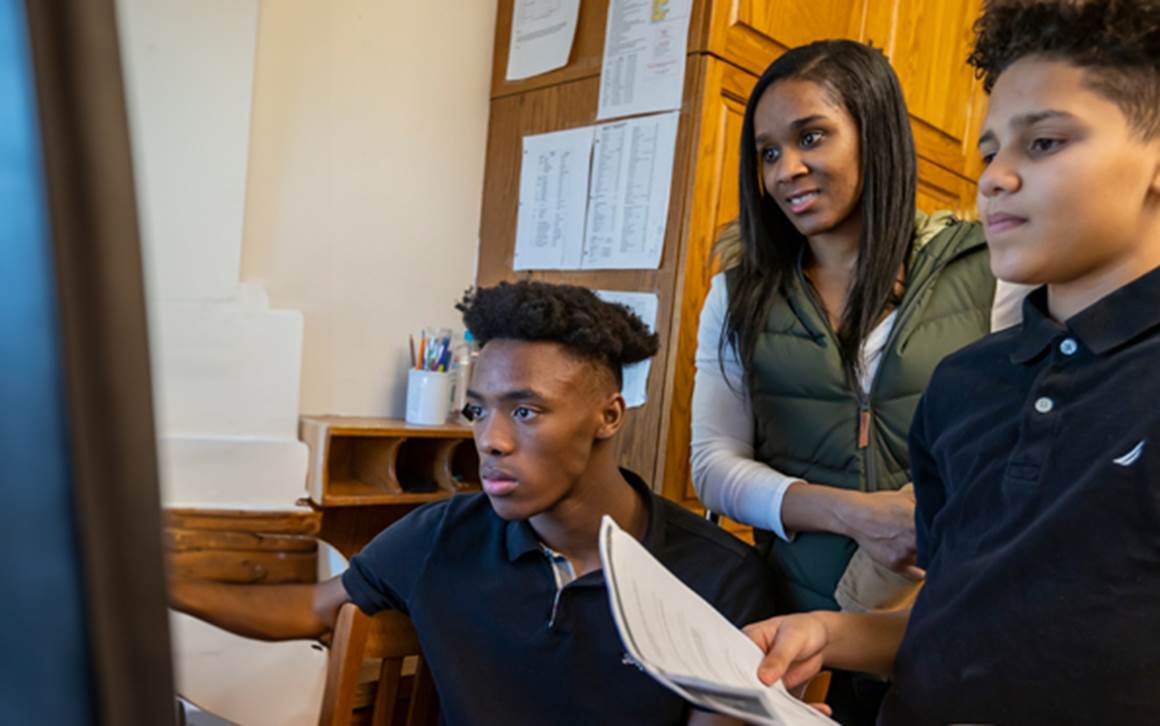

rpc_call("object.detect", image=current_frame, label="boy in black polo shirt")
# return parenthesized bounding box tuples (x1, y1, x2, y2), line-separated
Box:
(173, 281, 776, 725)
(741, 1, 1160, 723)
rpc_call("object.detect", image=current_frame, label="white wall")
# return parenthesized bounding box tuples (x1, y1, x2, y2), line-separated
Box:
(118, 0, 309, 509)
(241, 0, 496, 418)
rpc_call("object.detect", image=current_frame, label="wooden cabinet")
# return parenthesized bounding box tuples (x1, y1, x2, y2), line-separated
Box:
(696, 0, 986, 192)
(865, 0, 987, 182)
(701, 0, 867, 72)
(477, 0, 989, 515)
(662, 56, 749, 503)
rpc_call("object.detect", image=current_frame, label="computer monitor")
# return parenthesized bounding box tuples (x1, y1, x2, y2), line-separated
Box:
(1, 0, 175, 723)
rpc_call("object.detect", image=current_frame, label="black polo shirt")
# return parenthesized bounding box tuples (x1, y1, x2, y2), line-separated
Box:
(880, 266, 1160, 725)
(341, 469, 778, 726)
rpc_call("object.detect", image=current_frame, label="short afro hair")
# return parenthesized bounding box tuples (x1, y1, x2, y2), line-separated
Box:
(968, 0, 1160, 138)
(456, 280, 659, 388)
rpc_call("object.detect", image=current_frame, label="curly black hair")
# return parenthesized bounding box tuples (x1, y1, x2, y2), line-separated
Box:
(968, 0, 1160, 138)
(456, 281, 659, 388)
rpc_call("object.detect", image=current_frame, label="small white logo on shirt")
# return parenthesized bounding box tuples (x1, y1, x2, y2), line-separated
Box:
(1113, 440, 1146, 467)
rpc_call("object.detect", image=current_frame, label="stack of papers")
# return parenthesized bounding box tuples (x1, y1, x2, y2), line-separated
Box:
(599, 516, 837, 725)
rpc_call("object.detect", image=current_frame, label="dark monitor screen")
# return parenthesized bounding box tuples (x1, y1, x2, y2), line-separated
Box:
(1, 1, 175, 723)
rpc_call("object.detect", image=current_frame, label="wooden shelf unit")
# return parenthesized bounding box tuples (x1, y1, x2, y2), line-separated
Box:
(300, 416, 480, 508)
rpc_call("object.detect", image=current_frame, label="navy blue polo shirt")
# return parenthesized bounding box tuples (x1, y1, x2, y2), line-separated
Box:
(881, 266, 1160, 725)
(341, 469, 778, 726)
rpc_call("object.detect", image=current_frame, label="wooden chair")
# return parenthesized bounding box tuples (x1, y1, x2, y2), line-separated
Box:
(321, 603, 439, 726)
(800, 671, 832, 706)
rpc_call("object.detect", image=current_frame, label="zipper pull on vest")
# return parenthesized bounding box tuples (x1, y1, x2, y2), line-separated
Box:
(858, 405, 871, 449)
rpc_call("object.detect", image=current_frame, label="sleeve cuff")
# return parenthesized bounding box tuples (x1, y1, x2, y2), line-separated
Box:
(341, 557, 408, 616)
(768, 477, 805, 542)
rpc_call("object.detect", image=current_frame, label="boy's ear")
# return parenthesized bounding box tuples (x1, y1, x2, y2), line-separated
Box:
(595, 391, 627, 440)
(1150, 138, 1160, 195)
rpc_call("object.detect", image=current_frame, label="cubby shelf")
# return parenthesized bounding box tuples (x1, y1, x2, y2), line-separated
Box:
(299, 416, 479, 507)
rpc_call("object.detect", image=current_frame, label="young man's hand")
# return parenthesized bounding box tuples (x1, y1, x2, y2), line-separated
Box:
(743, 613, 831, 690)
(745, 608, 910, 694)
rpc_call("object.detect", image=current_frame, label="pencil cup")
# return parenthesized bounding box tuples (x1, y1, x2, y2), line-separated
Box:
(405, 369, 453, 425)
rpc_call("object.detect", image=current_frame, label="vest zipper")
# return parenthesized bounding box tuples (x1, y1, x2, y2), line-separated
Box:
(862, 235, 972, 492)
(858, 400, 871, 449)
(859, 394, 875, 491)
(795, 242, 965, 493)
(794, 264, 875, 491)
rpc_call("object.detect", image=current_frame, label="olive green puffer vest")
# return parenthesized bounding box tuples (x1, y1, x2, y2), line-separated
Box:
(726, 212, 995, 612)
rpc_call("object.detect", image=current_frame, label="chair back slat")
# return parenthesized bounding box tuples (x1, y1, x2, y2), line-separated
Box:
(320, 603, 370, 725)
(370, 657, 404, 726)
(323, 603, 437, 726)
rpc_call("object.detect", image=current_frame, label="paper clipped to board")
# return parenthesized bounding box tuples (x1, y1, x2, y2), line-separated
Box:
(513, 112, 678, 271)
(597, 0, 692, 120)
(594, 290, 658, 408)
(513, 125, 595, 271)
(582, 111, 678, 270)
(598, 516, 838, 726)
(506, 0, 580, 81)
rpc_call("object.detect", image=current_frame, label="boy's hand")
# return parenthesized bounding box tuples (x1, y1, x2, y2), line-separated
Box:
(837, 486, 923, 579)
(743, 613, 830, 690)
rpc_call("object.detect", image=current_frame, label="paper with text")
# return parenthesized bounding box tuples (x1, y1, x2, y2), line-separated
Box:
(595, 291, 658, 408)
(506, 0, 580, 81)
(582, 112, 677, 270)
(513, 125, 595, 271)
(599, 516, 837, 725)
(597, 0, 692, 120)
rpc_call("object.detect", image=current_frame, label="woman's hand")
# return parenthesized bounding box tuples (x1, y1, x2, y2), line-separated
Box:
(781, 481, 924, 579)
(835, 486, 923, 580)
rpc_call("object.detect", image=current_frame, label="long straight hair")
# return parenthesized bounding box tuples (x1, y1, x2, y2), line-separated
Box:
(723, 40, 917, 382)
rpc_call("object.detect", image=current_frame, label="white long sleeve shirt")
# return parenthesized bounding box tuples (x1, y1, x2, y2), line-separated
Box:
(690, 272, 1029, 540)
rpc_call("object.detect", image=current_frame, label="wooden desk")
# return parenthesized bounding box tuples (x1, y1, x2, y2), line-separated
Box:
(298, 416, 479, 559)
(165, 508, 322, 584)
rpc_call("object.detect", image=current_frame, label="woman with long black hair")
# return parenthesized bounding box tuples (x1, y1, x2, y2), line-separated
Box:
(691, 40, 1024, 723)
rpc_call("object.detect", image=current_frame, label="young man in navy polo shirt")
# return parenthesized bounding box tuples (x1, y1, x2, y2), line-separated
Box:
(740, 1, 1160, 723)
(173, 280, 777, 725)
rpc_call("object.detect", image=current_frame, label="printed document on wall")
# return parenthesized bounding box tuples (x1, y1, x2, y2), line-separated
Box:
(513, 126, 595, 271)
(596, 0, 692, 120)
(582, 112, 678, 270)
(595, 291, 658, 408)
(506, 0, 580, 80)
(599, 516, 839, 725)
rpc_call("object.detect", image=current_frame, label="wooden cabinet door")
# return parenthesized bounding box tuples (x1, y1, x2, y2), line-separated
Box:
(865, 0, 987, 182)
(702, 0, 869, 77)
(659, 56, 754, 536)
(916, 156, 977, 219)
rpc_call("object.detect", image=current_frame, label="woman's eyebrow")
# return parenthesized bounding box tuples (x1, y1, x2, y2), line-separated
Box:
(788, 114, 829, 130)
(756, 114, 830, 146)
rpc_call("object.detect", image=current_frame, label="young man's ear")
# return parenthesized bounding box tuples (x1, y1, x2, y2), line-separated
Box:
(1149, 136, 1160, 195)
(595, 390, 627, 441)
